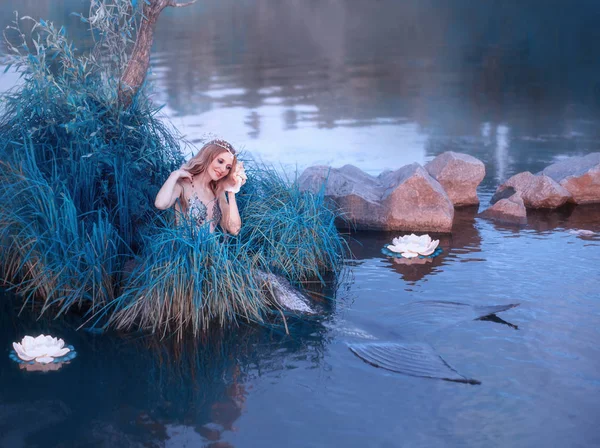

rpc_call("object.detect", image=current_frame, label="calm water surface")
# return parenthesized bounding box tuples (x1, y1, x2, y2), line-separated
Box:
(1, 1, 600, 447)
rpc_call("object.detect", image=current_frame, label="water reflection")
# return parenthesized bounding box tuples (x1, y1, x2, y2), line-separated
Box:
(525, 207, 575, 233)
(348, 210, 483, 283)
(563, 204, 600, 234)
(0, 294, 330, 447)
(386, 254, 444, 284)
(482, 204, 600, 236)
(2, 0, 600, 177)
(494, 124, 510, 183)
(447, 207, 484, 260)
(18, 360, 71, 373)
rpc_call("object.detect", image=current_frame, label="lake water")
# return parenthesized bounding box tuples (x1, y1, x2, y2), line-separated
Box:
(1, 1, 600, 447)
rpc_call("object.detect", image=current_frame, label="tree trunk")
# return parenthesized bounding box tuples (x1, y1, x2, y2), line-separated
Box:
(118, 0, 169, 109)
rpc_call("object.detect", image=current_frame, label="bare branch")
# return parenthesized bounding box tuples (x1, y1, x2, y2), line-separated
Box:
(169, 0, 199, 7)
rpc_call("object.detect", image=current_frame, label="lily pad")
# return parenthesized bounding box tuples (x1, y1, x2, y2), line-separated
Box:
(9, 345, 77, 366)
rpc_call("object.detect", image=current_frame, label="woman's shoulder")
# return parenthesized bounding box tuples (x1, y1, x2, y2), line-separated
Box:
(176, 177, 192, 193)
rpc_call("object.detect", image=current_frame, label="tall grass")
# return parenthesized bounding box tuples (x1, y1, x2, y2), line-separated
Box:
(99, 217, 272, 339)
(0, 12, 184, 250)
(238, 165, 348, 283)
(0, 141, 124, 316)
(0, 6, 348, 336)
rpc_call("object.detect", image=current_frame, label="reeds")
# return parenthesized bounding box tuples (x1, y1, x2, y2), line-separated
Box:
(0, 13, 184, 250)
(238, 165, 348, 283)
(0, 143, 124, 315)
(101, 217, 272, 339)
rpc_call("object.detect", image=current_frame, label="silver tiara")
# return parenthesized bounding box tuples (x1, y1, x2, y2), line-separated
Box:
(202, 133, 236, 157)
(212, 139, 235, 157)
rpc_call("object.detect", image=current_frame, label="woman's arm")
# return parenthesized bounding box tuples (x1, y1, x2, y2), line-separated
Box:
(219, 191, 242, 235)
(154, 169, 191, 210)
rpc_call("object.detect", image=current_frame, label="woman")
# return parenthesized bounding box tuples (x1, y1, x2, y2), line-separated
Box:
(154, 139, 247, 235)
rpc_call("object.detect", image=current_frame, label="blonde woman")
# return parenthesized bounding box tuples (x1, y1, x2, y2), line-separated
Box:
(154, 139, 247, 234)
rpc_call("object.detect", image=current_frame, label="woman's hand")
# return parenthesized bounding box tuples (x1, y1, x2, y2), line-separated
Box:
(222, 162, 247, 194)
(175, 169, 193, 183)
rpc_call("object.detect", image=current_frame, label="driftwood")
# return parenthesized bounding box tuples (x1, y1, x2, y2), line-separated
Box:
(118, 0, 199, 108)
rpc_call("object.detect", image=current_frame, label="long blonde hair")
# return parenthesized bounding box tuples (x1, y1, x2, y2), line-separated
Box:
(178, 140, 238, 214)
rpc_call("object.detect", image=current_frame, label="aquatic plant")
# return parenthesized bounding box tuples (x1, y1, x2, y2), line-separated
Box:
(238, 164, 348, 283)
(386, 234, 440, 258)
(11, 334, 73, 364)
(0, 11, 184, 249)
(98, 217, 272, 339)
(0, 10, 182, 314)
(0, 143, 124, 315)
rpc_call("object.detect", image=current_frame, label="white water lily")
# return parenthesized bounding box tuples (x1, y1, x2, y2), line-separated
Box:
(12, 335, 71, 364)
(387, 233, 440, 258)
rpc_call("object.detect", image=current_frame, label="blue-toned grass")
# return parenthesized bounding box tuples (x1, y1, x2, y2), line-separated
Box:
(0, 143, 125, 316)
(238, 164, 349, 283)
(98, 216, 272, 339)
(0, 16, 184, 251)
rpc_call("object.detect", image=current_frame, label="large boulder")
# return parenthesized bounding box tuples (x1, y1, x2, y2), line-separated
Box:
(491, 171, 572, 209)
(296, 164, 381, 203)
(425, 152, 485, 207)
(480, 192, 527, 225)
(298, 165, 386, 229)
(379, 163, 454, 232)
(540, 153, 600, 204)
(298, 164, 454, 232)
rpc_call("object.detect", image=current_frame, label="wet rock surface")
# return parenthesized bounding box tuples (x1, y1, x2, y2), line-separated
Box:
(491, 171, 572, 209)
(425, 151, 486, 207)
(540, 152, 600, 204)
(480, 192, 527, 225)
(299, 153, 599, 232)
(299, 164, 454, 232)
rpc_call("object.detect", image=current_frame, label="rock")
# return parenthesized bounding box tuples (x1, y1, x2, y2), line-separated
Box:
(425, 152, 486, 206)
(540, 153, 600, 204)
(380, 164, 454, 232)
(298, 164, 385, 229)
(297, 165, 381, 201)
(298, 164, 454, 233)
(491, 171, 572, 209)
(480, 192, 527, 225)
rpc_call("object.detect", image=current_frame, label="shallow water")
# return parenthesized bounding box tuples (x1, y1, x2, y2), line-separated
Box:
(1, 1, 600, 447)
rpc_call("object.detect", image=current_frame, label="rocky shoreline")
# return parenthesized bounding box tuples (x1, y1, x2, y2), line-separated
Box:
(299, 152, 600, 232)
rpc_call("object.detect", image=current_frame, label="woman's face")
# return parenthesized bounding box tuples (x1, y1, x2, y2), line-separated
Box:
(208, 151, 235, 182)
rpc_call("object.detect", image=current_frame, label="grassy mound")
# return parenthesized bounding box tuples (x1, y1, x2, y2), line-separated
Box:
(0, 6, 347, 337)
